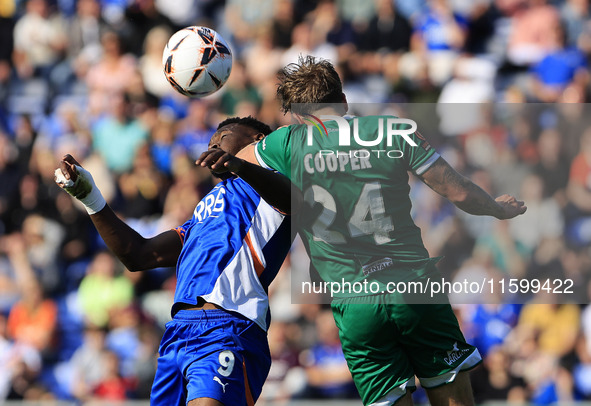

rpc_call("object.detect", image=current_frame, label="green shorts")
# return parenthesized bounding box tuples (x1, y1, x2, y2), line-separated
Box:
(331, 296, 481, 406)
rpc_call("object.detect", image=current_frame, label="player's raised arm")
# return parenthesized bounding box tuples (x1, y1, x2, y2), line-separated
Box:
(419, 157, 527, 220)
(196, 147, 301, 214)
(55, 154, 182, 271)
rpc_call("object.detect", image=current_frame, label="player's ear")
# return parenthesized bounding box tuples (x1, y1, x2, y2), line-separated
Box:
(254, 133, 265, 141)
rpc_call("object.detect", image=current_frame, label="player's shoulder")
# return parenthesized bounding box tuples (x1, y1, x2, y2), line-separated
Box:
(228, 177, 261, 197)
(258, 124, 301, 152)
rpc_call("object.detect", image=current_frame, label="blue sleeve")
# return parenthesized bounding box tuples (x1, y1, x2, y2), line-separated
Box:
(174, 218, 194, 244)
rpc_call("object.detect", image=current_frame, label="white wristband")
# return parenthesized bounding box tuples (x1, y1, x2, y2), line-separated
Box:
(55, 165, 106, 215)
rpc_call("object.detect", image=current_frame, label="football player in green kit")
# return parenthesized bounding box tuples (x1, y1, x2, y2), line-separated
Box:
(238, 56, 527, 406)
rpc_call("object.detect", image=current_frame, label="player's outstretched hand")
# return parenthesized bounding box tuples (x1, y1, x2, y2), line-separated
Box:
(196, 148, 243, 174)
(54, 154, 106, 214)
(494, 194, 527, 220)
(55, 154, 80, 186)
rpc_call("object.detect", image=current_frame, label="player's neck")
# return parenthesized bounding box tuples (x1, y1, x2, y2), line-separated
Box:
(310, 105, 346, 117)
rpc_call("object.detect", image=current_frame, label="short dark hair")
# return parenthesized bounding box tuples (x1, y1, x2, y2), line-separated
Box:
(216, 116, 272, 135)
(276, 55, 343, 115)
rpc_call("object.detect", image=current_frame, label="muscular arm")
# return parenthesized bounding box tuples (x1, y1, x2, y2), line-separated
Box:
(198, 145, 302, 214)
(419, 157, 526, 219)
(56, 155, 182, 271)
(89, 206, 181, 271)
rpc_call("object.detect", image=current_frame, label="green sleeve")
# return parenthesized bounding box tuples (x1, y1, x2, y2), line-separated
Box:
(255, 126, 292, 179)
(403, 130, 440, 175)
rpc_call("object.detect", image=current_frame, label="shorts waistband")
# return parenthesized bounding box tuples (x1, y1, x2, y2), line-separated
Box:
(172, 308, 234, 321)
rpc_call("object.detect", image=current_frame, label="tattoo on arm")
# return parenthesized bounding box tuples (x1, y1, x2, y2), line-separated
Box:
(422, 158, 503, 218)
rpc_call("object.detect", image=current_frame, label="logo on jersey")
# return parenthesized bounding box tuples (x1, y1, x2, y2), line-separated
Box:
(303, 114, 329, 138)
(362, 257, 393, 276)
(415, 131, 431, 152)
(194, 186, 226, 222)
(443, 342, 470, 366)
(213, 376, 229, 393)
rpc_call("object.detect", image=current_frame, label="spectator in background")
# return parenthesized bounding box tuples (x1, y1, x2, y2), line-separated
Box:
(91, 349, 133, 401)
(37, 102, 92, 160)
(410, 0, 468, 85)
(12, 0, 67, 80)
(560, 0, 589, 47)
(473, 220, 528, 277)
(530, 26, 588, 103)
(353, 0, 412, 82)
(0, 131, 21, 233)
(92, 92, 149, 174)
(105, 305, 142, 379)
(243, 27, 283, 124)
(574, 330, 591, 399)
(261, 321, 305, 402)
(310, 0, 356, 61)
(123, 0, 174, 57)
(65, 0, 107, 84)
(153, 0, 203, 32)
(149, 114, 175, 176)
(437, 57, 496, 104)
(0, 312, 43, 401)
(219, 61, 263, 116)
(506, 0, 562, 67)
(0, 0, 15, 86)
(516, 302, 580, 359)
(77, 251, 134, 328)
(509, 173, 564, 252)
(271, 0, 295, 49)
(357, 0, 411, 54)
(117, 144, 166, 219)
(533, 128, 569, 204)
(19, 215, 64, 293)
(139, 25, 173, 99)
(86, 31, 137, 116)
(566, 128, 591, 246)
(225, 0, 275, 48)
(281, 20, 338, 67)
(69, 324, 108, 401)
(7, 277, 57, 356)
(1, 232, 58, 358)
(465, 304, 521, 358)
(299, 310, 357, 400)
(336, 0, 376, 25)
(173, 99, 215, 161)
(470, 345, 527, 403)
(131, 323, 160, 399)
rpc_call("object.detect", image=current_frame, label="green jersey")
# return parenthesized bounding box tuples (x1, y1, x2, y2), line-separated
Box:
(255, 115, 441, 294)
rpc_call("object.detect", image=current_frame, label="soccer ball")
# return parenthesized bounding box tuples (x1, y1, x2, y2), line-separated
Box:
(162, 26, 232, 98)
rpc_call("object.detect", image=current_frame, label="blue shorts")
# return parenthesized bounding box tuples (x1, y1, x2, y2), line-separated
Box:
(150, 309, 270, 406)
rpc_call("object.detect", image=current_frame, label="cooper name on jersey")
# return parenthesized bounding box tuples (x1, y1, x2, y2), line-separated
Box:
(304, 149, 376, 174)
(194, 186, 226, 222)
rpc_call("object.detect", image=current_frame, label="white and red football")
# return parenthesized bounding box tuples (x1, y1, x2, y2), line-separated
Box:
(162, 26, 232, 98)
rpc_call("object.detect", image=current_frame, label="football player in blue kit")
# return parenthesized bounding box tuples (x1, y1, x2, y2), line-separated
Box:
(55, 117, 294, 406)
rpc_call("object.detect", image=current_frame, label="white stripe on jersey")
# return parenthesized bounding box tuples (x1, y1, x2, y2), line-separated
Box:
(414, 152, 441, 175)
(201, 198, 285, 331)
(254, 141, 273, 170)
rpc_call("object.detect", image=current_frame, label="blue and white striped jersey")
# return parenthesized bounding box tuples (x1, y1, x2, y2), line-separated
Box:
(173, 177, 291, 331)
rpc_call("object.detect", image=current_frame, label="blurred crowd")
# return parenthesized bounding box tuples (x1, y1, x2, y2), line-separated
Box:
(0, 0, 591, 403)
